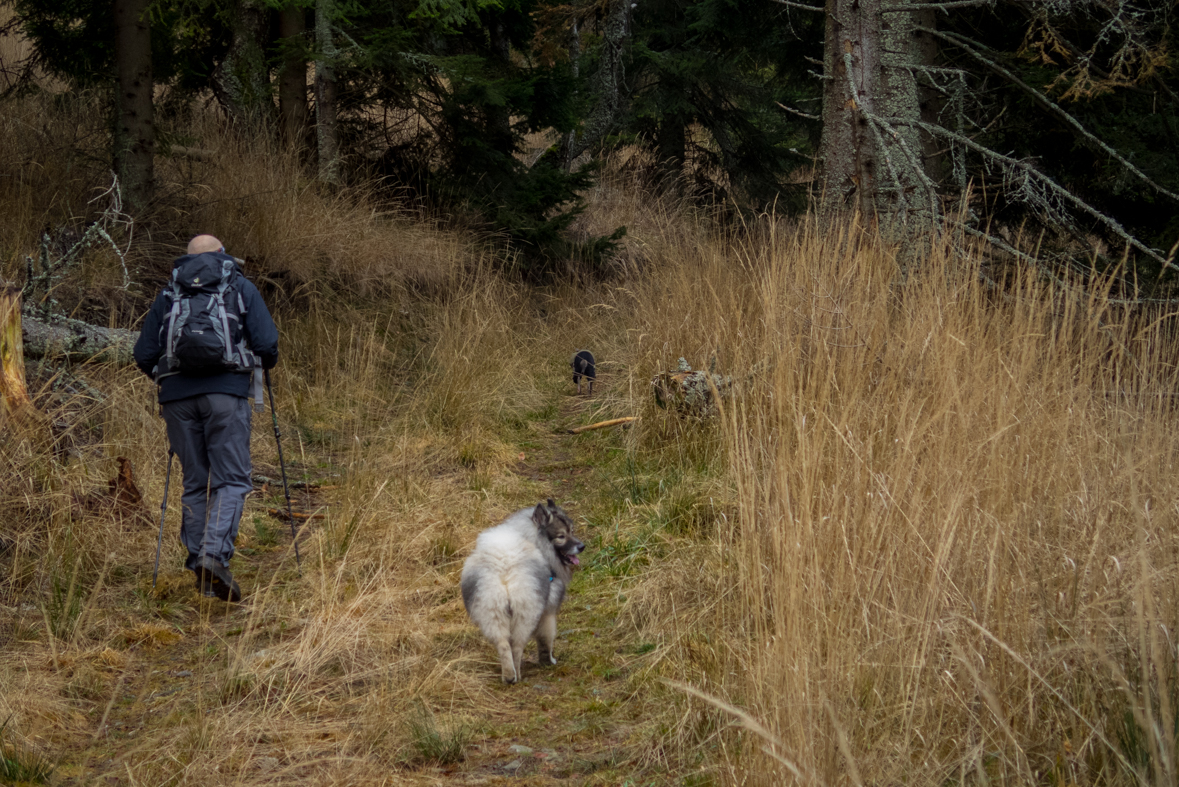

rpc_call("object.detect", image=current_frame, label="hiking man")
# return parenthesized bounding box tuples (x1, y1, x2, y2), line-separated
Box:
(133, 234, 279, 601)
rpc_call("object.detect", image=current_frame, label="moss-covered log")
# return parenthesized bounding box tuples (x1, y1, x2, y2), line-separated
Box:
(20, 307, 137, 364)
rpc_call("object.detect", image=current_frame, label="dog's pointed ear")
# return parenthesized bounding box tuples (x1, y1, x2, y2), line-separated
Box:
(546, 498, 557, 512)
(532, 502, 550, 528)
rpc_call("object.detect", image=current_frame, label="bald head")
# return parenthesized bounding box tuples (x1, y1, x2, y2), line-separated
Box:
(187, 234, 224, 255)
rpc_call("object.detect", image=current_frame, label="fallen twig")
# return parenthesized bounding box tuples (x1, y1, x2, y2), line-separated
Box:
(266, 508, 325, 521)
(253, 476, 337, 490)
(568, 417, 636, 435)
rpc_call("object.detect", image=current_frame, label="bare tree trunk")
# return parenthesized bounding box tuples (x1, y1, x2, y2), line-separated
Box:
(561, 16, 581, 170)
(113, 0, 154, 213)
(561, 0, 632, 165)
(819, 0, 935, 241)
(314, 0, 341, 185)
(214, 0, 274, 126)
(819, 0, 877, 220)
(486, 15, 514, 143)
(278, 2, 309, 149)
(0, 284, 30, 416)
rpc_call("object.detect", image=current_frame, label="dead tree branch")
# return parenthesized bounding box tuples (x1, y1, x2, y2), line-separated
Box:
(889, 116, 1176, 271)
(769, 0, 825, 11)
(920, 27, 1179, 207)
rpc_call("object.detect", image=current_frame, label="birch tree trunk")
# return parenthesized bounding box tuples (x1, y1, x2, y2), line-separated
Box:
(819, 0, 935, 241)
(278, 2, 310, 149)
(113, 0, 154, 213)
(315, 0, 341, 185)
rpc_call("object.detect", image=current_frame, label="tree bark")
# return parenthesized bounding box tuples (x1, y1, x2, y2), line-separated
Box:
(278, 2, 310, 149)
(214, 0, 275, 126)
(561, 16, 581, 170)
(314, 0, 341, 185)
(0, 284, 30, 415)
(561, 0, 632, 165)
(20, 308, 137, 364)
(819, 0, 935, 241)
(113, 0, 154, 213)
(487, 15, 513, 143)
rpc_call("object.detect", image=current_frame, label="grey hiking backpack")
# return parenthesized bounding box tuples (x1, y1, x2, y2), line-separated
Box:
(155, 255, 260, 394)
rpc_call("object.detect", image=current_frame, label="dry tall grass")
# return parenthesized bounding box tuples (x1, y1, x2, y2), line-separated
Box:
(616, 215, 1179, 785)
(4, 82, 1179, 786)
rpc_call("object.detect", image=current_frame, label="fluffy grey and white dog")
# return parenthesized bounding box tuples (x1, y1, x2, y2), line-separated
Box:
(460, 499, 586, 683)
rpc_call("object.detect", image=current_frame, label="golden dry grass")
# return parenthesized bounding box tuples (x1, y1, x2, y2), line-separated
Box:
(610, 216, 1179, 786)
(2, 92, 1179, 787)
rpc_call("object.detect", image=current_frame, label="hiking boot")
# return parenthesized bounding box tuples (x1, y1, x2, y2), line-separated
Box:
(194, 556, 242, 602)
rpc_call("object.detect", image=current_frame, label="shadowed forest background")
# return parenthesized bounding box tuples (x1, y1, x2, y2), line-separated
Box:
(3, 0, 1179, 784)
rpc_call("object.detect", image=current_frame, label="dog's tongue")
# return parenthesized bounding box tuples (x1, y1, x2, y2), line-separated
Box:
(567, 555, 580, 566)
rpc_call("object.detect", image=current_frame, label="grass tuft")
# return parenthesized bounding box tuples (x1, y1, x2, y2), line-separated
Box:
(0, 720, 53, 784)
(404, 704, 470, 766)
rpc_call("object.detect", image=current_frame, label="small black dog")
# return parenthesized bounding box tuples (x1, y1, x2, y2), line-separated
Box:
(570, 350, 596, 395)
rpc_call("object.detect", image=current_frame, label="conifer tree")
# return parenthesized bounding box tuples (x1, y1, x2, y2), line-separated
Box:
(114, 0, 154, 211)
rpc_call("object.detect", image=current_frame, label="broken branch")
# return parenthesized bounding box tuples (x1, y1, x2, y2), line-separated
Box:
(568, 417, 637, 435)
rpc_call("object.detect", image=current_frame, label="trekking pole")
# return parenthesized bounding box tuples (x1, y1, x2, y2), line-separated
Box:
(152, 450, 174, 589)
(264, 368, 301, 572)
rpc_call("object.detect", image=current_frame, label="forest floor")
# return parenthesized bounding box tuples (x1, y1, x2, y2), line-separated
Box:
(9, 363, 690, 786)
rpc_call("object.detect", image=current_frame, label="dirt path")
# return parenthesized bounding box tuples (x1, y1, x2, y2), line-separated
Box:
(444, 395, 656, 784)
(52, 388, 667, 786)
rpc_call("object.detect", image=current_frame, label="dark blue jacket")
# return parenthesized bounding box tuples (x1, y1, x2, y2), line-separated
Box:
(133, 252, 279, 403)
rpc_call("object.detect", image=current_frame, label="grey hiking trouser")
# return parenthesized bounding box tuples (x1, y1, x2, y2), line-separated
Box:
(161, 393, 253, 570)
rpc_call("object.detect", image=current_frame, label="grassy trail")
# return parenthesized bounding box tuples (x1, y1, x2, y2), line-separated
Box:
(42, 372, 673, 786)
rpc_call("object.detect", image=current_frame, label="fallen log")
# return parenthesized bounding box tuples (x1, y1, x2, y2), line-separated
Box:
(21, 306, 137, 364)
(253, 476, 339, 491)
(568, 417, 637, 435)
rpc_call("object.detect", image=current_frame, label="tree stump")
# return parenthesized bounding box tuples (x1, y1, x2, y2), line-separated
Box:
(0, 283, 30, 416)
